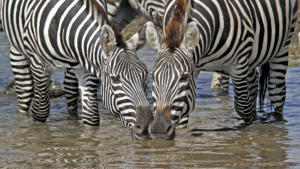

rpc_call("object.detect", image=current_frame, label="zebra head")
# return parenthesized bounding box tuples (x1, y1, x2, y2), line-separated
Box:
(144, 0, 200, 139)
(99, 24, 153, 139)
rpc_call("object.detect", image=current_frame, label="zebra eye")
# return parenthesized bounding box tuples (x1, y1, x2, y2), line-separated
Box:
(111, 75, 121, 83)
(179, 72, 190, 82)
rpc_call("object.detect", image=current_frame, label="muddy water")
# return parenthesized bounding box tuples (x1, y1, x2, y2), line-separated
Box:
(0, 31, 300, 168)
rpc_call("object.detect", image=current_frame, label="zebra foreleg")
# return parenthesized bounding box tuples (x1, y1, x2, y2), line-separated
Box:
(30, 59, 51, 122)
(63, 69, 79, 115)
(231, 59, 256, 124)
(247, 69, 258, 117)
(267, 53, 288, 120)
(9, 46, 33, 114)
(74, 70, 100, 126)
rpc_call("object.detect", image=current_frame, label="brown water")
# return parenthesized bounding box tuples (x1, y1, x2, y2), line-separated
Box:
(1, 31, 300, 168)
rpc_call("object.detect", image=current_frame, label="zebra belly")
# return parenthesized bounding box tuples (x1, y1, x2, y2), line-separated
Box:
(196, 59, 232, 74)
(50, 60, 81, 72)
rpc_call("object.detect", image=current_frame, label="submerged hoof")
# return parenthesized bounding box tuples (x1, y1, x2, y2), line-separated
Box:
(258, 111, 286, 123)
(216, 88, 229, 96)
(260, 112, 270, 122)
(272, 112, 284, 121)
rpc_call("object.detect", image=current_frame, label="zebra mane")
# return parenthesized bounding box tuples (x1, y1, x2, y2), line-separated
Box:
(91, 0, 126, 48)
(163, 0, 189, 53)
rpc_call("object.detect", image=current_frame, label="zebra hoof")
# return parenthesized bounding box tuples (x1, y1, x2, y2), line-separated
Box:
(242, 118, 254, 125)
(260, 112, 269, 122)
(272, 112, 284, 121)
(216, 89, 229, 96)
(259, 111, 286, 123)
(68, 108, 78, 117)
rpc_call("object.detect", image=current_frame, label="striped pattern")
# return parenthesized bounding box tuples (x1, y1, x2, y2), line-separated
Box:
(152, 48, 196, 127)
(0, 0, 151, 132)
(101, 48, 149, 127)
(153, 0, 298, 127)
(140, 0, 166, 26)
(125, 0, 166, 27)
(1, 0, 108, 124)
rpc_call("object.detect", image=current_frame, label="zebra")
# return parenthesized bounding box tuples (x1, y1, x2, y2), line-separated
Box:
(126, 0, 230, 93)
(0, 0, 153, 139)
(142, 0, 298, 139)
(62, 0, 140, 117)
(129, 0, 166, 27)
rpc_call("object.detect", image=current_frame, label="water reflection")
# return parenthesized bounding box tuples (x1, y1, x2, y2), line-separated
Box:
(126, 122, 292, 168)
(0, 93, 295, 168)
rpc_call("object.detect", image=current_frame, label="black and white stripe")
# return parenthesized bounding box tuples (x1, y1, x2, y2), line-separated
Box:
(0, 0, 152, 136)
(153, 0, 298, 128)
(152, 47, 196, 127)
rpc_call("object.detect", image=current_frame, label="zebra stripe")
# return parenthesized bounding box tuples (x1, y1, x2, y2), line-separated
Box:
(152, 0, 298, 129)
(1, 0, 152, 138)
(152, 47, 196, 128)
(127, 0, 230, 92)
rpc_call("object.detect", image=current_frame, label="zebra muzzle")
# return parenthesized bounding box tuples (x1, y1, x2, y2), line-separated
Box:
(131, 106, 153, 139)
(149, 107, 176, 140)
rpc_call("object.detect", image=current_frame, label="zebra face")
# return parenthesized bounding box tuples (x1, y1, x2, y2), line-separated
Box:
(142, 21, 200, 139)
(149, 48, 196, 139)
(105, 49, 153, 139)
(100, 25, 153, 139)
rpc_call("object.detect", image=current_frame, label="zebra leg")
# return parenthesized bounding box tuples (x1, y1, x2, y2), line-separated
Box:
(9, 46, 33, 114)
(63, 69, 79, 115)
(267, 53, 288, 120)
(231, 61, 257, 124)
(211, 72, 222, 90)
(29, 58, 51, 122)
(74, 70, 100, 126)
(211, 73, 229, 95)
(248, 69, 258, 117)
(220, 74, 230, 94)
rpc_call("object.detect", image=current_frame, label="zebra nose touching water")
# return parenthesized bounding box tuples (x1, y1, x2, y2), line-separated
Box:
(0, 0, 153, 139)
(143, 0, 298, 139)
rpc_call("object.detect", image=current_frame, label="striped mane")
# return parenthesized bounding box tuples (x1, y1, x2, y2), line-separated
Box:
(163, 0, 188, 52)
(91, 0, 126, 48)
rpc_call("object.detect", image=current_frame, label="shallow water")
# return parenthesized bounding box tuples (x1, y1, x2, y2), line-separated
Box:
(0, 31, 300, 168)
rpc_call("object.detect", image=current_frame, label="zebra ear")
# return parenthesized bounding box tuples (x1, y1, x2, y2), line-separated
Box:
(181, 21, 199, 52)
(144, 21, 161, 51)
(100, 25, 116, 55)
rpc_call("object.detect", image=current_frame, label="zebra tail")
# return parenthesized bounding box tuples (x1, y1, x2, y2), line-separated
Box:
(258, 63, 270, 112)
